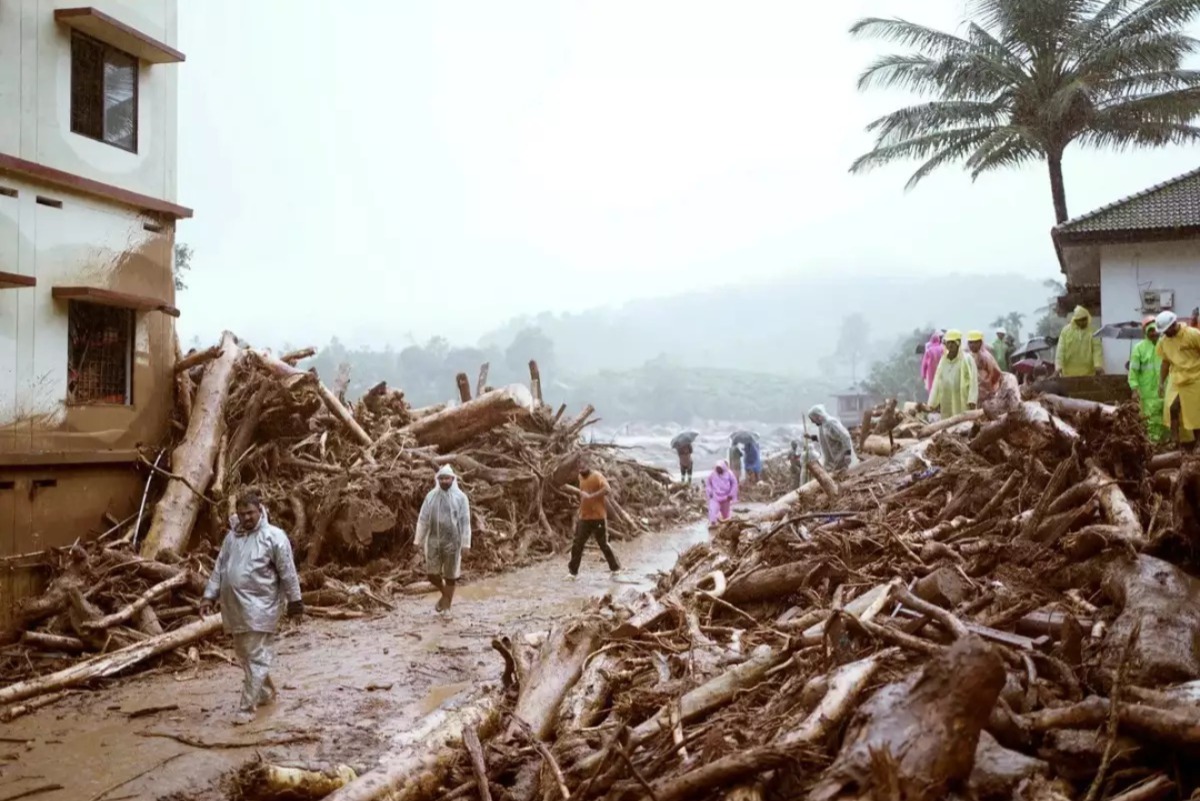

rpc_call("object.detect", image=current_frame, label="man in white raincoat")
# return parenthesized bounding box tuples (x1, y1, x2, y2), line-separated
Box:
(415, 465, 472, 614)
(200, 492, 303, 725)
(807, 405, 856, 472)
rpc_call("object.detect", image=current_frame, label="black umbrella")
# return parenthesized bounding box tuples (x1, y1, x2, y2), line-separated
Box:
(670, 430, 699, 449)
(1094, 321, 1145, 340)
(730, 430, 759, 447)
(1011, 336, 1058, 362)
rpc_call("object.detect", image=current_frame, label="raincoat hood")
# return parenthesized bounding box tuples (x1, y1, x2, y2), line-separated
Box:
(928, 332, 943, 346)
(808, 404, 829, 424)
(715, 459, 729, 473)
(1072, 306, 1091, 324)
(435, 464, 458, 489)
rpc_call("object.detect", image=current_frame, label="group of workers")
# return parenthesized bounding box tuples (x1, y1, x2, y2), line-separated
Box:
(200, 457, 625, 725)
(921, 329, 1014, 417)
(1129, 310, 1200, 445)
(919, 305, 1200, 445)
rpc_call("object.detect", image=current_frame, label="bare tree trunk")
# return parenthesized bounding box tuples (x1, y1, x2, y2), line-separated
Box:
(456, 372, 472, 403)
(1048, 151, 1069, 224)
(404, 385, 534, 452)
(476, 362, 490, 397)
(529, 360, 542, 405)
(142, 332, 241, 559)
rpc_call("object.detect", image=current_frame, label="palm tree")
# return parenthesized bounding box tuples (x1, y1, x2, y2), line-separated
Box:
(849, 0, 1200, 223)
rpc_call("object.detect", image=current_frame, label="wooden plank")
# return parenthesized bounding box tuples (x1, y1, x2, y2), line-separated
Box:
(0, 271, 35, 289)
(51, 286, 180, 317)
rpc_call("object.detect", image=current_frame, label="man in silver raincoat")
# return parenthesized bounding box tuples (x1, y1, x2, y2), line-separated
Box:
(200, 492, 303, 725)
(807, 404, 856, 472)
(415, 465, 472, 614)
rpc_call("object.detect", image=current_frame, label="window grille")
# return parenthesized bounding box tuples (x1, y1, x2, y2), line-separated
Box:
(68, 301, 133, 405)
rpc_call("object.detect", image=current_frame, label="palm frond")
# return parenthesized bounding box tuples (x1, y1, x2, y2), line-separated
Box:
(1103, 68, 1200, 94)
(864, 100, 1008, 144)
(965, 129, 1042, 176)
(1105, 0, 1200, 41)
(849, 17, 974, 57)
(850, 128, 996, 178)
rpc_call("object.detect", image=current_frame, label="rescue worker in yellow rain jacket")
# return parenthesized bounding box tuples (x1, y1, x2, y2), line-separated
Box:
(928, 330, 979, 417)
(1055, 306, 1103, 377)
(1155, 310, 1200, 445)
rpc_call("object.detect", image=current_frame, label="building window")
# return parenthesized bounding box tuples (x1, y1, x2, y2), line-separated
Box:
(67, 301, 134, 405)
(70, 32, 138, 152)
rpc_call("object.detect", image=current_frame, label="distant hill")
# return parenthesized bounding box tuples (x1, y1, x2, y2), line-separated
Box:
(481, 273, 1050, 378)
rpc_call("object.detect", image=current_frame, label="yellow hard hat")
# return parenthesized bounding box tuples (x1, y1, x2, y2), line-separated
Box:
(943, 329, 963, 342)
(966, 330, 985, 342)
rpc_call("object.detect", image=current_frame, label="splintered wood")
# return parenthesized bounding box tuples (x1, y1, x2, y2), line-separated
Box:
(328, 394, 1200, 801)
(1, 337, 694, 705)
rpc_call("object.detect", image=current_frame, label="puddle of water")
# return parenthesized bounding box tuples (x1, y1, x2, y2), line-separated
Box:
(414, 681, 473, 716)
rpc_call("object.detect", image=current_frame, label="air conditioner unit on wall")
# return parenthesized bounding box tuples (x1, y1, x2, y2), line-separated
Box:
(1141, 289, 1175, 314)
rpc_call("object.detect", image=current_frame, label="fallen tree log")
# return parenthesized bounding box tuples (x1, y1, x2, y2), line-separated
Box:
(724, 560, 829, 605)
(0, 614, 223, 706)
(1101, 554, 1200, 687)
(324, 691, 501, 801)
(404, 385, 535, 453)
(807, 637, 1005, 801)
(80, 571, 189, 631)
(173, 345, 223, 374)
(512, 620, 599, 740)
(575, 645, 782, 775)
(141, 331, 241, 559)
(808, 460, 839, 501)
(1040, 393, 1117, 419)
(918, 409, 985, 439)
(253, 349, 376, 456)
(861, 435, 918, 457)
(241, 761, 358, 801)
(1090, 462, 1145, 547)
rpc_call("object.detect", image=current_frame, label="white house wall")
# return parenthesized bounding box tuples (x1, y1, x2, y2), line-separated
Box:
(0, 0, 179, 202)
(1100, 239, 1200, 375)
(0, 174, 176, 452)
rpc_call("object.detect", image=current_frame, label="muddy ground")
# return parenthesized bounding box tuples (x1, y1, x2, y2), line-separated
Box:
(0, 515, 725, 801)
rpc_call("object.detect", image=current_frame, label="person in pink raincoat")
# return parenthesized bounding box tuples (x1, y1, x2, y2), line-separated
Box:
(705, 460, 739, 526)
(920, 331, 944, 392)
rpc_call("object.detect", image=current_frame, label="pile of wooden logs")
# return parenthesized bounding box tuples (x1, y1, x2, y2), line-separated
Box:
(0, 334, 694, 700)
(322, 393, 1200, 801)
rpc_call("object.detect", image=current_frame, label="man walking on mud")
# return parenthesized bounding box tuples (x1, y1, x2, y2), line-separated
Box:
(200, 492, 303, 725)
(416, 465, 472, 614)
(569, 457, 622, 578)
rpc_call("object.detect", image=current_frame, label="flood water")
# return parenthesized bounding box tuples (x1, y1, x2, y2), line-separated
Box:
(0, 515, 721, 801)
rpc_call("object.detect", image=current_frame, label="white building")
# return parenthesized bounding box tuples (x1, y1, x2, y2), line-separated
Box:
(1054, 167, 1200, 375)
(0, 2, 187, 613)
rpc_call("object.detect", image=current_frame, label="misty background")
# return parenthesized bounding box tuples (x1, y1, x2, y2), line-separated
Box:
(171, 1, 1196, 423)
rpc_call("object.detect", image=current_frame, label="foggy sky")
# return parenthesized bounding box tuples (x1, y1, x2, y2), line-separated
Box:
(175, 0, 1198, 350)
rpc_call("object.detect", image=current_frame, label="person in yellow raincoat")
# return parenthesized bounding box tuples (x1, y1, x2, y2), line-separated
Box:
(1155, 310, 1200, 445)
(1055, 306, 1104, 376)
(928, 329, 978, 417)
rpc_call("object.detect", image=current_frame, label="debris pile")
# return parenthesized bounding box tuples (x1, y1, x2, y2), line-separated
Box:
(324, 393, 1200, 801)
(0, 333, 693, 697)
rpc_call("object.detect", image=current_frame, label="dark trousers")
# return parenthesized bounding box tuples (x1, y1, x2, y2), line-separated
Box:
(569, 519, 620, 575)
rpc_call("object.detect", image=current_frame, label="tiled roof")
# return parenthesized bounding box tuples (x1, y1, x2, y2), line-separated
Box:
(1056, 166, 1200, 235)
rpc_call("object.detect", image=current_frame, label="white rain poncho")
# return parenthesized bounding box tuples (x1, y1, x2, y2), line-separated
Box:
(415, 466, 472, 578)
(203, 507, 302, 635)
(808, 404, 855, 471)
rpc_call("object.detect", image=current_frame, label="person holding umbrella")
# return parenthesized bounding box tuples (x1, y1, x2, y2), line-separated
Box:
(670, 431, 698, 484)
(1129, 318, 1167, 443)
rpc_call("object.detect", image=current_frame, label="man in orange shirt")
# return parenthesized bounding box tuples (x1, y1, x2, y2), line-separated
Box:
(568, 458, 622, 578)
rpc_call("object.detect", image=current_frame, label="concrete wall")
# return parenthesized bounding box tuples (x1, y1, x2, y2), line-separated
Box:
(1099, 239, 1200, 376)
(0, 1, 181, 573)
(0, 0, 179, 202)
(0, 175, 177, 450)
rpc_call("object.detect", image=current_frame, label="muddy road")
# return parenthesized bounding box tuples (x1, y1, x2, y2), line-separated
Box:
(0, 517, 717, 801)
